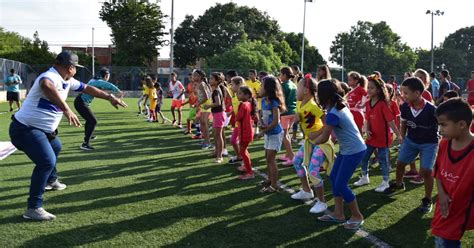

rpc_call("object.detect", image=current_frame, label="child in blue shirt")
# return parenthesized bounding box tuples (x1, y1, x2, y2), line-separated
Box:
(312, 79, 367, 230)
(256, 76, 286, 193)
(384, 77, 439, 214)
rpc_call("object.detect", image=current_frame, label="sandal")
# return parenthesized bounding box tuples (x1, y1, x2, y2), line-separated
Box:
(257, 180, 271, 187)
(260, 185, 279, 193)
(317, 214, 346, 224)
(343, 219, 365, 230)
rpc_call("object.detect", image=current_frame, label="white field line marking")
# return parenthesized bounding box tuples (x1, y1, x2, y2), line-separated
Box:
(252, 167, 392, 248)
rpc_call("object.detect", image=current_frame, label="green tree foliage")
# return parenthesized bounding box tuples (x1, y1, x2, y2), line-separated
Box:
(173, 2, 280, 67)
(442, 26, 474, 78)
(205, 39, 282, 73)
(173, 15, 199, 68)
(330, 21, 417, 75)
(0, 29, 55, 65)
(0, 27, 24, 55)
(415, 26, 473, 79)
(100, 0, 167, 66)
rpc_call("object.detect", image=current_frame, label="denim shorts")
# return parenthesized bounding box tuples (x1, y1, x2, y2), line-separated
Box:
(434, 236, 461, 248)
(398, 137, 438, 170)
(264, 132, 283, 152)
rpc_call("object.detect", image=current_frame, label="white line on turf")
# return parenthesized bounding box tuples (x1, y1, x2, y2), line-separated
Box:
(252, 167, 392, 248)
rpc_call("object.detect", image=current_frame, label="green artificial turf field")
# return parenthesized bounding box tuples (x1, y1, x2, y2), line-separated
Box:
(0, 98, 472, 247)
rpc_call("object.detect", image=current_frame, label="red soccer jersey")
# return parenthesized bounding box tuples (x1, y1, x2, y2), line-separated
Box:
(224, 95, 233, 113)
(389, 100, 400, 127)
(365, 100, 395, 147)
(432, 139, 474, 240)
(236, 102, 254, 143)
(347, 86, 367, 108)
(468, 79, 474, 103)
(422, 90, 433, 102)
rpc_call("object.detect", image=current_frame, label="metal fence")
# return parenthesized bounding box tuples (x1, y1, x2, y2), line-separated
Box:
(1, 58, 469, 92)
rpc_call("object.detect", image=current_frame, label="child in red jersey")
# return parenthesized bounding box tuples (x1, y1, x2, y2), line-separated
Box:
(353, 74, 402, 192)
(235, 86, 257, 180)
(431, 98, 474, 247)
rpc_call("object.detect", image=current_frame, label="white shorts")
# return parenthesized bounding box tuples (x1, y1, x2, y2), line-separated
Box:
(264, 132, 283, 152)
(224, 113, 231, 127)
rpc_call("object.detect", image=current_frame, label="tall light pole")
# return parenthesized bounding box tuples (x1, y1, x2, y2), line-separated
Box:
(426, 10, 444, 73)
(92, 27, 95, 76)
(169, 0, 174, 77)
(341, 45, 345, 82)
(300, 0, 313, 72)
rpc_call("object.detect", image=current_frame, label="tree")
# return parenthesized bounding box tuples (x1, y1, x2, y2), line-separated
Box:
(441, 26, 474, 78)
(0, 28, 55, 65)
(173, 15, 199, 68)
(0, 27, 24, 55)
(173, 2, 280, 66)
(205, 39, 283, 73)
(282, 32, 326, 72)
(330, 21, 417, 75)
(99, 0, 166, 66)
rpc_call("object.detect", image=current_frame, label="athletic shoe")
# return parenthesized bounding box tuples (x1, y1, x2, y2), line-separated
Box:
(228, 157, 243, 164)
(23, 208, 56, 221)
(353, 175, 370, 186)
(45, 179, 67, 191)
(403, 171, 419, 179)
(374, 181, 390, 193)
(80, 143, 94, 151)
(183, 131, 192, 135)
(215, 158, 223, 164)
(383, 182, 405, 196)
(90, 136, 97, 140)
(222, 149, 229, 157)
(177, 124, 183, 129)
(310, 201, 328, 214)
(237, 165, 246, 172)
(409, 175, 424, 185)
(9, 108, 14, 112)
(238, 173, 255, 180)
(418, 198, 433, 213)
(172, 120, 177, 126)
(291, 189, 314, 200)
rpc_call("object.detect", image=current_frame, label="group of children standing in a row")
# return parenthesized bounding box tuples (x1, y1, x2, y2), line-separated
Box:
(143, 66, 473, 246)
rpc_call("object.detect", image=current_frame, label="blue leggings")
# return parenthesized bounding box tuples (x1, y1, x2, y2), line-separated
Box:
(330, 150, 366, 203)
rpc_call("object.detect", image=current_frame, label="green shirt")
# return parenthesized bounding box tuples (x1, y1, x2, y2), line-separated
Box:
(80, 79, 120, 106)
(281, 80, 297, 115)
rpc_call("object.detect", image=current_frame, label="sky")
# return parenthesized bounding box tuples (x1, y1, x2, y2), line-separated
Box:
(1, 0, 473, 66)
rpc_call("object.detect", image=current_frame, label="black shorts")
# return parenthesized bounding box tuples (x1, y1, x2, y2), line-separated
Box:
(7, 91, 19, 102)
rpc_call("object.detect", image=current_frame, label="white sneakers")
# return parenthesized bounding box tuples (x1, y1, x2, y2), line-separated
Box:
(310, 201, 328, 214)
(291, 189, 314, 200)
(375, 180, 390, 193)
(291, 189, 328, 214)
(45, 179, 67, 191)
(353, 175, 370, 186)
(23, 208, 56, 221)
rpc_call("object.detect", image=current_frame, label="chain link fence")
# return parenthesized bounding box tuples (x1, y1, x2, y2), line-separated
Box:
(1, 58, 469, 93)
